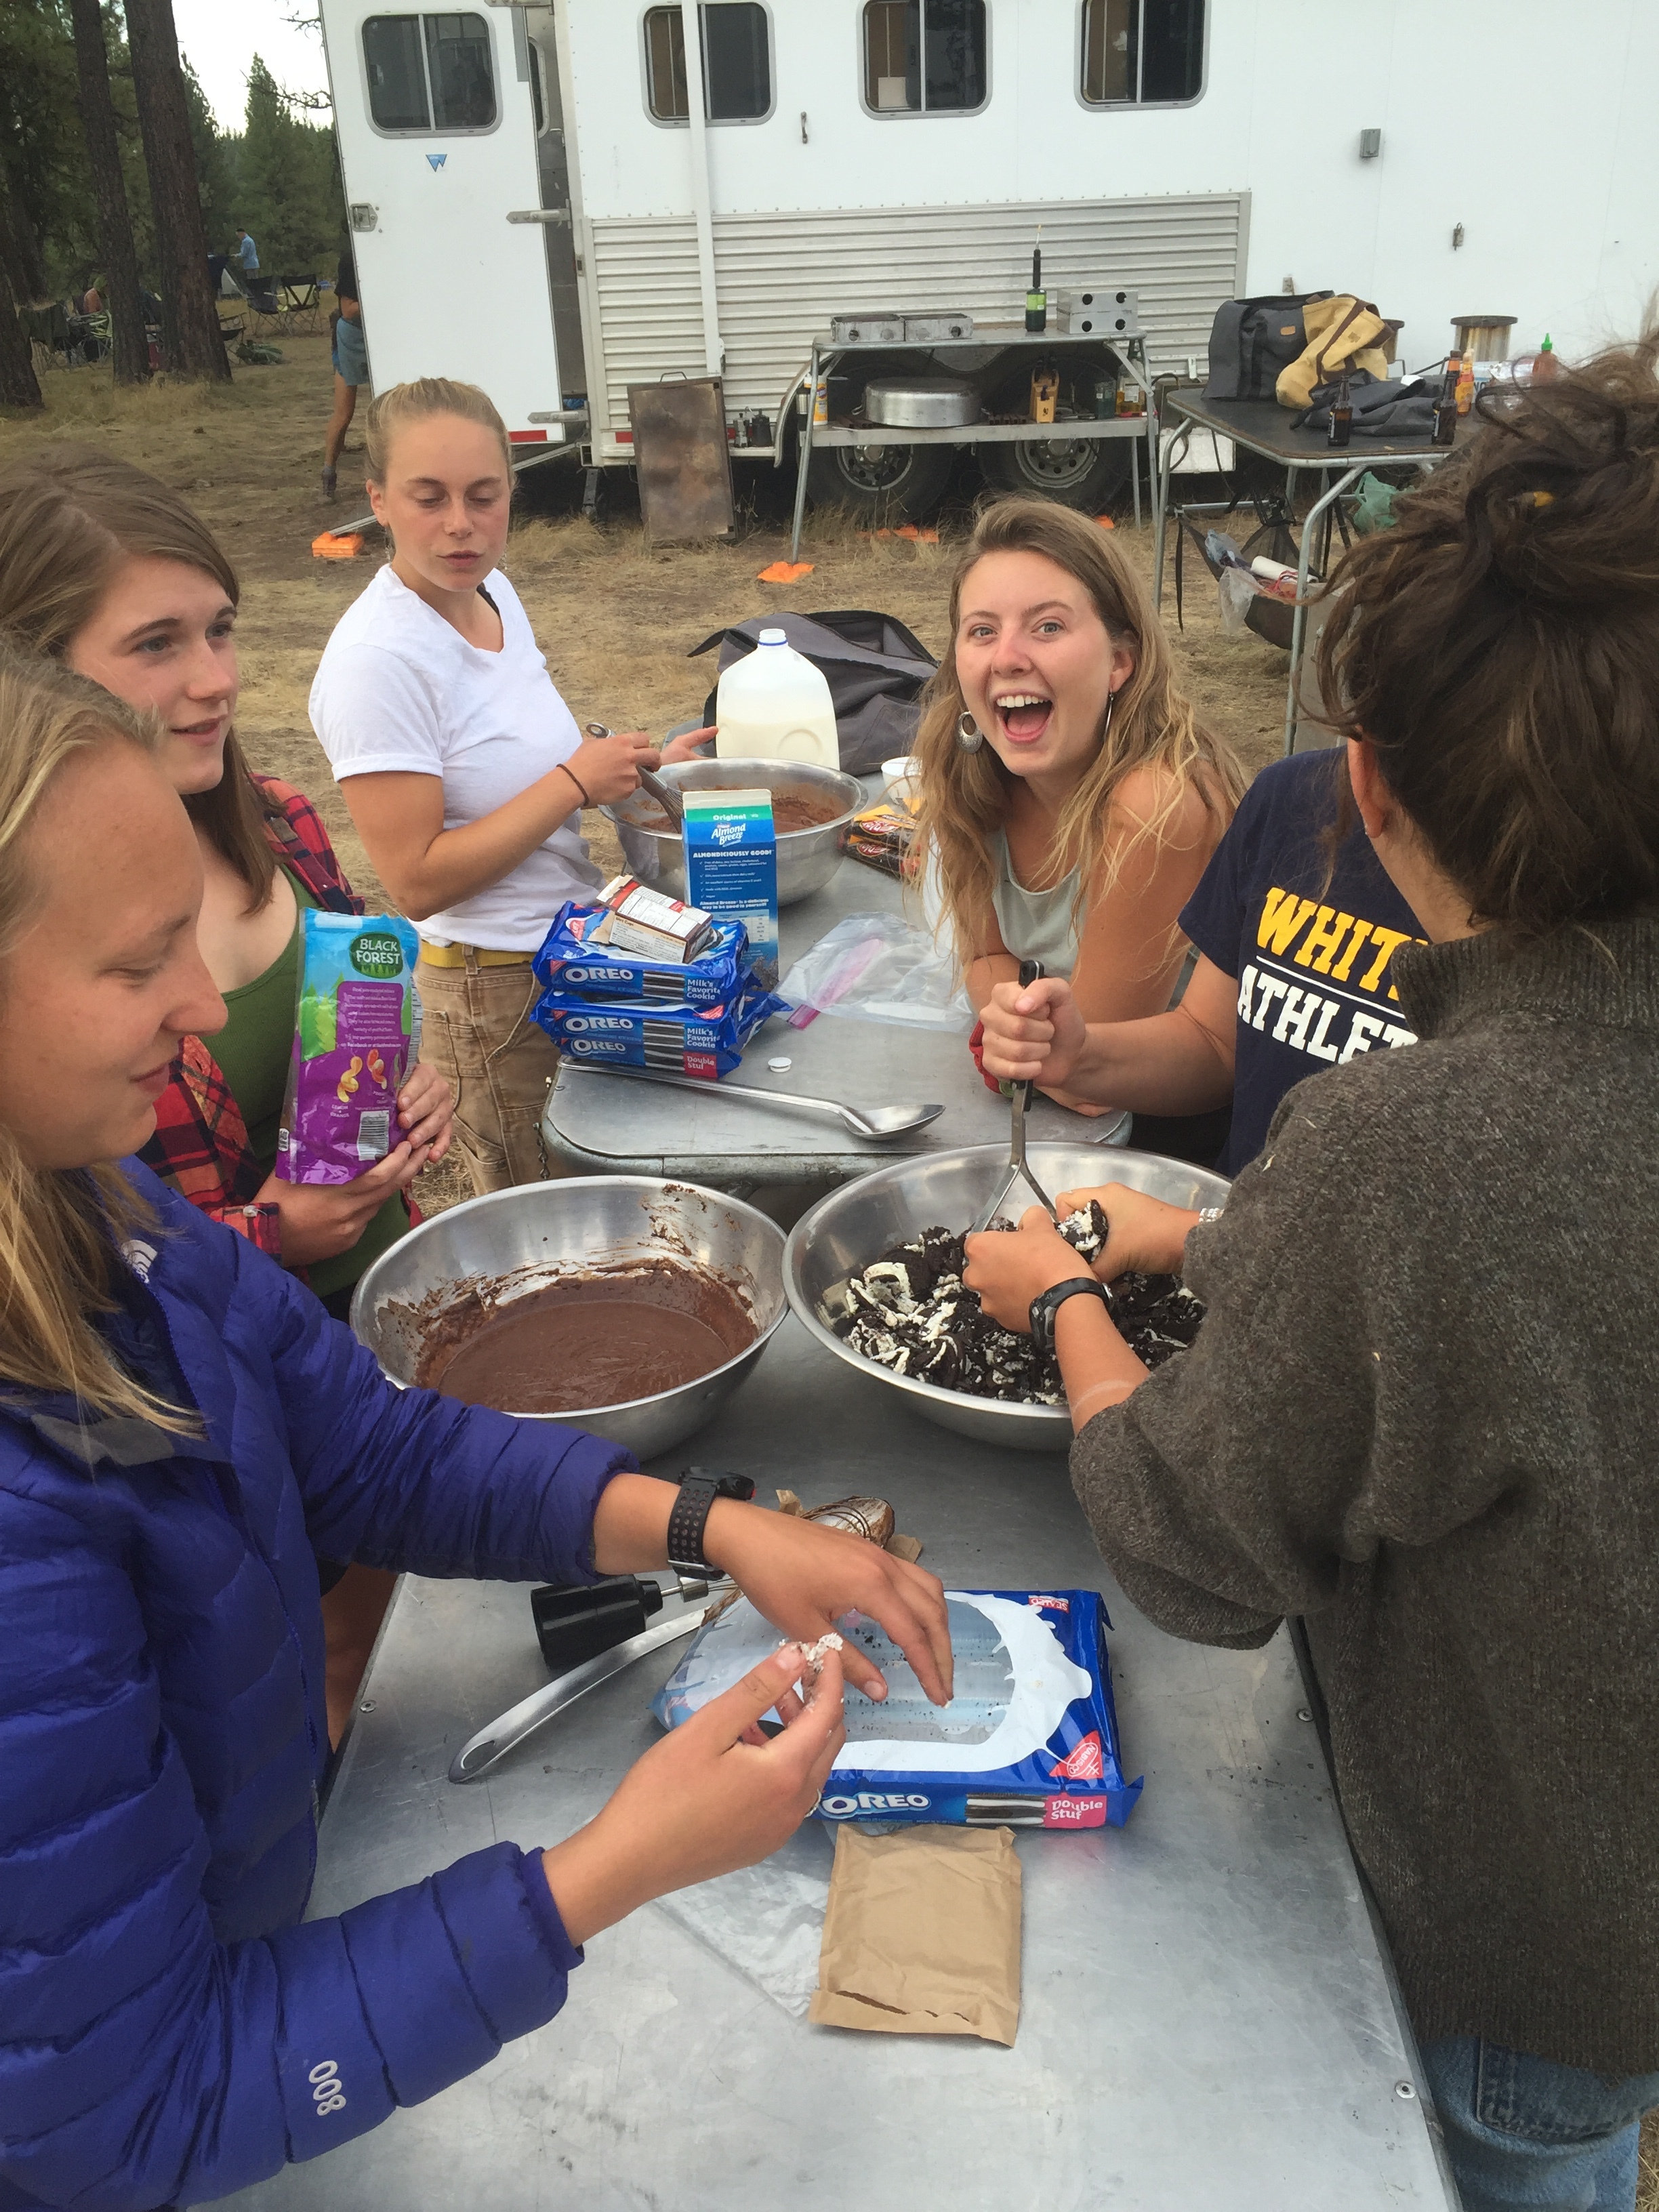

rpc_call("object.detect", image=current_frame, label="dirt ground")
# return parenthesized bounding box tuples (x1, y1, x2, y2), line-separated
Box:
(5, 337, 1659, 2207)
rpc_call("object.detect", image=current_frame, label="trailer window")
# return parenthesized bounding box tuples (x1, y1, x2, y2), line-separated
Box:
(863, 1, 988, 115)
(1080, 0, 1204, 106)
(644, 5, 773, 124)
(363, 12, 497, 134)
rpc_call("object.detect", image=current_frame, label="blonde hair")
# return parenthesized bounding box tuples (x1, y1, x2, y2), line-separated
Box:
(0, 447, 278, 915)
(0, 643, 189, 1430)
(913, 497, 1246, 965)
(365, 375, 513, 482)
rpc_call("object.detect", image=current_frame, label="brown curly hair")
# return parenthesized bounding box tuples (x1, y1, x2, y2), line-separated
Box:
(1316, 329, 1659, 938)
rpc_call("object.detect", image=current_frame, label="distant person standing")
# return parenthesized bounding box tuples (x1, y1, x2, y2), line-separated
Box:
(234, 226, 260, 276)
(322, 251, 371, 501)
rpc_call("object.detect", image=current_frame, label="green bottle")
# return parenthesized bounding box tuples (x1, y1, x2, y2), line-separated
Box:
(1025, 246, 1046, 335)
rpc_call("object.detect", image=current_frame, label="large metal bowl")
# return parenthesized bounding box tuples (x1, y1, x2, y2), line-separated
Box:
(784, 1145, 1231, 1453)
(349, 1176, 788, 1459)
(603, 757, 864, 908)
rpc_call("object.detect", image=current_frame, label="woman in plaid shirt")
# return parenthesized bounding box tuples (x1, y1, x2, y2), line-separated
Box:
(0, 449, 455, 1739)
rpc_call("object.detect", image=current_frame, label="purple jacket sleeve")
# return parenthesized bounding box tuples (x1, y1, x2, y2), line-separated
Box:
(0, 1473, 582, 2211)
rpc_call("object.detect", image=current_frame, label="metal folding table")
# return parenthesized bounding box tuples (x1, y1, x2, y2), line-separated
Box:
(218, 1317, 1455, 2212)
(790, 325, 1160, 560)
(1151, 394, 1461, 753)
(541, 813, 1132, 1193)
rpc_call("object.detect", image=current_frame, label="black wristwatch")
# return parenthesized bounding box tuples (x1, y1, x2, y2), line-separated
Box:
(667, 1467, 756, 1596)
(1029, 1276, 1111, 1355)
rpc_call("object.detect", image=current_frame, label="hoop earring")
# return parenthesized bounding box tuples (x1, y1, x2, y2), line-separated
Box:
(957, 710, 984, 754)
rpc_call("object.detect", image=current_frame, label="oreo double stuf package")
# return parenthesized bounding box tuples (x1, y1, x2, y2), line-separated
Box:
(532, 899, 748, 1010)
(652, 1587, 1142, 1829)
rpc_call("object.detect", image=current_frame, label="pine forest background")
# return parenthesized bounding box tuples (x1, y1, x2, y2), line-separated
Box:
(0, 0, 344, 304)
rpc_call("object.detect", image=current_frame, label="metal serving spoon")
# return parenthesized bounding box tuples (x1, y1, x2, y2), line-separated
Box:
(571, 1059, 943, 1139)
(586, 720, 684, 823)
(449, 1583, 725, 1782)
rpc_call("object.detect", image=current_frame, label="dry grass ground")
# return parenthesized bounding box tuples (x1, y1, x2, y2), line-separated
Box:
(4, 340, 1658, 2206)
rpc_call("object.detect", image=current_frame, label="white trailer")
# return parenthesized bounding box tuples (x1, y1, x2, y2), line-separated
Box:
(319, 0, 1659, 516)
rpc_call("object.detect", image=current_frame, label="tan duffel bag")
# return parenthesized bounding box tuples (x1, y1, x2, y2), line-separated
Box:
(1275, 295, 1393, 408)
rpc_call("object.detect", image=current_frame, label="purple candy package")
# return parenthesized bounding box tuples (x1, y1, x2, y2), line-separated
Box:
(276, 911, 421, 1185)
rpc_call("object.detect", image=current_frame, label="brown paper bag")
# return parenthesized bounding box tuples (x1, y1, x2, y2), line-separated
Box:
(808, 1824, 1022, 2046)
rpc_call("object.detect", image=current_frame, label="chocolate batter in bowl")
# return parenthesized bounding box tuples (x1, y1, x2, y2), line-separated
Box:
(413, 1260, 758, 1415)
(349, 1176, 790, 1457)
(629, 787, 842, 836)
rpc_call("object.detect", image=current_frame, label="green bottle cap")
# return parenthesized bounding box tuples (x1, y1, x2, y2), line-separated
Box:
(1541, 333, 1554, 352)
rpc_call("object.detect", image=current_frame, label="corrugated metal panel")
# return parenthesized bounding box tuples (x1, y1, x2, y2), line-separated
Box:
(716, 195, 1245, 409)
(589, 194, 1243, 424)
(588, 217, 703, 430)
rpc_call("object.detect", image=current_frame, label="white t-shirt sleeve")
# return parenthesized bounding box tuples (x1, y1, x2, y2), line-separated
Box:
(309, 642, 447, 781)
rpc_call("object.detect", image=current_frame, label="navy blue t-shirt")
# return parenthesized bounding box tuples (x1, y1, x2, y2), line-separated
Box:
(1179, 751, 1423, 1175)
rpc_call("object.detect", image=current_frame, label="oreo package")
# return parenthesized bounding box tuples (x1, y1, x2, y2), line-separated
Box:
(534, 971, 787, 1080)
(652, 1588, 1142, 1829)
(533, 901, 748, 1010)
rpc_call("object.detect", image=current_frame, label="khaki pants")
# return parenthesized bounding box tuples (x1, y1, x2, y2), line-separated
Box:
(415, 954, 565, 1194)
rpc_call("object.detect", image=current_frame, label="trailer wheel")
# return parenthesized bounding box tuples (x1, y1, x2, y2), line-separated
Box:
(979, 434, 1132, 511)
(806, 441, 954, 525)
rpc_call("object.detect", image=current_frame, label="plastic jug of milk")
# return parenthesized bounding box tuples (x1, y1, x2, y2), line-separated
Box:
(714, 628, 839, 768)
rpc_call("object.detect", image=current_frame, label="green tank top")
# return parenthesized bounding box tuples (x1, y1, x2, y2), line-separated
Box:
(211, 871, 410, 1302)
(988, 830, 1083, 979)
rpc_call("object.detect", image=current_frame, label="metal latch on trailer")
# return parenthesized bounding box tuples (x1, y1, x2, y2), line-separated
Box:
(507, 208, 573, 226)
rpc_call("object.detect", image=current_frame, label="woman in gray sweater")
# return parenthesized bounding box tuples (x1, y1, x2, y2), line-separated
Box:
(963, 336, 1659, 2212)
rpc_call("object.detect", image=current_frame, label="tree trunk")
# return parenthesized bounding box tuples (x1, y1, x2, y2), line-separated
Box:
(68, 0, 151, 386)
(0, 226, 44, 409)
(124, 0, 228, 381)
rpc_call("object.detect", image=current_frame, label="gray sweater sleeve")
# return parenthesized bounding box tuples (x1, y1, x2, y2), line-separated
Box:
(1069, 1082, 1507, 1647)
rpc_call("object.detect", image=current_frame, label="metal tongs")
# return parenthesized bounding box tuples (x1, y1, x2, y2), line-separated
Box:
(973, 958, 1059, 1231)
(586, 720, 684, 823)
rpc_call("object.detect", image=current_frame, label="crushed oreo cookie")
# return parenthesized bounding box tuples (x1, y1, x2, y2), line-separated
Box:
(823, 1200, 1204, 1405)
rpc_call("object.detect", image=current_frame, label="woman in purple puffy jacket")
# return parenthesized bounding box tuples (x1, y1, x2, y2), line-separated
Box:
(0, 646, 954, 2210)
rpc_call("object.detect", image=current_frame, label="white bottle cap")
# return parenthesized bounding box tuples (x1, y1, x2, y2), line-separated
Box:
(758, 627, 787, 645)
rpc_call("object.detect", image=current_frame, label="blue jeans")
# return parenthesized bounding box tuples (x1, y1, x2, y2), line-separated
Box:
(1421, 2036, 1659, 2211)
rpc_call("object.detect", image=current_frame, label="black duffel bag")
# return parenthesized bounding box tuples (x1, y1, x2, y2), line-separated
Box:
(688, 609, 939, 775)
(1204, 293, 1334, 402)
(1295, 373, 1439, 439)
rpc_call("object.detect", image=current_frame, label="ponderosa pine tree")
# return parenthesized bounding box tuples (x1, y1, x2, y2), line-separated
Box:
(124, 0, 227, 379)
(68, 0, 149, 383)
(0, 171, 43, 407)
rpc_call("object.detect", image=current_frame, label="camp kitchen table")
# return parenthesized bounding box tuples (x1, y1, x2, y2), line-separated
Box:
(222, 1321, 1456, 2212)
(789, 323, 1160, 560)
(1151, 392, 1462, 755)
(541, 799, 1136, 1191)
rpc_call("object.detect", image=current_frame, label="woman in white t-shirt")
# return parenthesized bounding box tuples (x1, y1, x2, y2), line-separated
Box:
(310, 378, 703, 1193)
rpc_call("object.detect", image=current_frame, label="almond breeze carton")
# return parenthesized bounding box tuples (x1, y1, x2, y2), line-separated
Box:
(681, 789, 779, 989)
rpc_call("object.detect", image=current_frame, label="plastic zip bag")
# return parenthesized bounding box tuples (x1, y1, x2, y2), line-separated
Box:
(778, 912, 973, 1034)
(652, 1832, 832, 2019)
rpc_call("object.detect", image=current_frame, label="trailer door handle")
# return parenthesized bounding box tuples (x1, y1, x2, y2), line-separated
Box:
(507, 207, 573, 226)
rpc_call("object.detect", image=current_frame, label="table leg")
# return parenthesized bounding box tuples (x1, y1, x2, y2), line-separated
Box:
(1152, 424, 1186, 611)
(789, 344, 819, 562)
(1284, 463, 1364, 755)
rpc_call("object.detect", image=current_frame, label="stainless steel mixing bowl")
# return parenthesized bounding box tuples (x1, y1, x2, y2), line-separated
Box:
(603, 757, 864, 908)
(350, 1176, 788, 1459)
(783, 1145, 1231, 1452)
